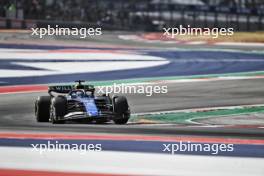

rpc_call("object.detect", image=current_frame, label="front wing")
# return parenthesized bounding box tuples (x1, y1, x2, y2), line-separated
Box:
(59, 111, 116, 121)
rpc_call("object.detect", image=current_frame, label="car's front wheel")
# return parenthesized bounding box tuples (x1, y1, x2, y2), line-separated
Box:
(113, 96, 130, 124)
(113, 117, 129, 124)
(50, 96, 67, 124)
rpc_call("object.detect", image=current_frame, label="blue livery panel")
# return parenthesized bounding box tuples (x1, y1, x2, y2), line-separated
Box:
(81, 98, 98, 116)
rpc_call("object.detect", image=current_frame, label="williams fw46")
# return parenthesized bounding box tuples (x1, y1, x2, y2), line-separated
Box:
(35, 80, 130, 124)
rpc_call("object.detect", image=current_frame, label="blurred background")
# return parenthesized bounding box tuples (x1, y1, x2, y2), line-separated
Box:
(0, 0, 264, 31)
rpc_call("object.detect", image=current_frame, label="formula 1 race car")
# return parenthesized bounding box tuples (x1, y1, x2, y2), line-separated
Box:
(35, 80, 130, 124)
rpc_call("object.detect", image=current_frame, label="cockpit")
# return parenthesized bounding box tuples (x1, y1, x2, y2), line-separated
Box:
(69, 90, 94, 99)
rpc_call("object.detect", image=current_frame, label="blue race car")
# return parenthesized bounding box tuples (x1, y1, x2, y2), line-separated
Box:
(35, 80, 130, 124)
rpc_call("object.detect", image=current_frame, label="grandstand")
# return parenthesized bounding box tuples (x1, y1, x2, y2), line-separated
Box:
(0, 0, 263, 31)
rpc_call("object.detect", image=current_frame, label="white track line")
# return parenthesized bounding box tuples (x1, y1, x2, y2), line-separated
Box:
(215, 42, 264, 47)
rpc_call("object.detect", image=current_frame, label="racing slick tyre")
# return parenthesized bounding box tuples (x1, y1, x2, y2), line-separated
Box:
(35, 96, 51, 122)
(50, 96, 67, 124)
(113, 96, 130, 124)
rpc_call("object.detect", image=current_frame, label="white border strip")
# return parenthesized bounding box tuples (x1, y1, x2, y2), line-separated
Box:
(0, 147, 263, 176)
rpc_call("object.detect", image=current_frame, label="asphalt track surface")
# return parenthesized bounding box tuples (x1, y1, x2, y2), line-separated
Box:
(1, 35, 264, 176)
(1, 79, 264, 138)
(1, 34, 264, 138)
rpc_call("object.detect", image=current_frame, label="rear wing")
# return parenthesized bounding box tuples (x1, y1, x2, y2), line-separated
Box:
(48, 84, 95, 94)
(48, 85, 73, 94)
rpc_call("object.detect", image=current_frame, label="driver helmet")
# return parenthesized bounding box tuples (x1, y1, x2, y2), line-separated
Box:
(76, 91, 84, 97)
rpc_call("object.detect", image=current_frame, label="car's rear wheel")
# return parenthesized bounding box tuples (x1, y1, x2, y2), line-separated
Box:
(113, 96, 130, 124)
(35, 96, 51, 122)
(50, 96, 67, 124)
